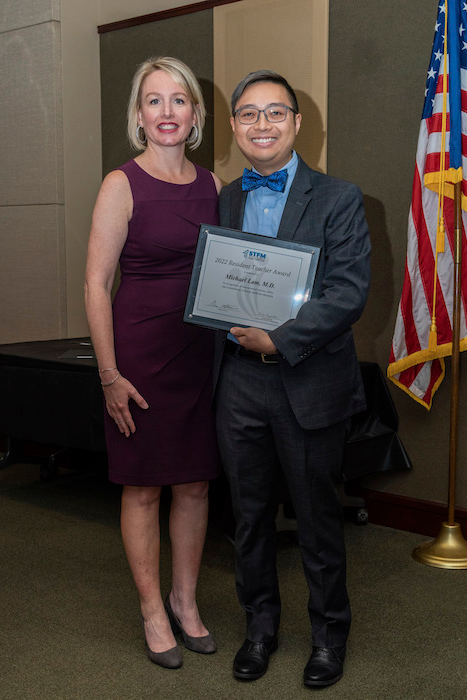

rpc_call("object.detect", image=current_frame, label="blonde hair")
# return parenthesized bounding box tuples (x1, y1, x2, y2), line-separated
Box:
(127, 56, 205, 151)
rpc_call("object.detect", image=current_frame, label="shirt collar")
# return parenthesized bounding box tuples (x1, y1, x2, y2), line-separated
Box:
(250, 150, 298, 197)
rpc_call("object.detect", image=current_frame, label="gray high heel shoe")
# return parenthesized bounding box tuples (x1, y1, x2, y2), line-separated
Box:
(141, 616, 183, 669)
(164, 594, 217, 654)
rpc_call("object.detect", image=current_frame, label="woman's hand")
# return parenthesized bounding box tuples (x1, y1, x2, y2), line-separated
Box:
(102, 375, 149, 438)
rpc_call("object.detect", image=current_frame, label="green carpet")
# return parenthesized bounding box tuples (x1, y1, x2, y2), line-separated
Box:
(1, 461, 466, 699)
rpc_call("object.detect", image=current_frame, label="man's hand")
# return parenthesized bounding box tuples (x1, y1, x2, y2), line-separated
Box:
(230, 327, 277, 354)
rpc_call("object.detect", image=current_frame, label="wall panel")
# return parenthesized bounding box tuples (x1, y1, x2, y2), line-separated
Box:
(0, 22, 63, 205)
(0, 0, 60, 33)
(213, 0, 327, 184)
(100, 12, 215, 176)
(0, 16, 64, 344)
(0, 206, 66, 342)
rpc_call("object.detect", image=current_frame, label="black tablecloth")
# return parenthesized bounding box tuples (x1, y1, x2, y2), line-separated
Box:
(0, 338, 411, 478)
(0, 338, 105, 453)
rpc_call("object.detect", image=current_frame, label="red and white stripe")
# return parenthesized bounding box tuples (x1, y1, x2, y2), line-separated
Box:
(388, 57, 467, 408)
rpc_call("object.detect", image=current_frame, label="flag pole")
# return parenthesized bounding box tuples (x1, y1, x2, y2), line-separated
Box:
(413, 181, 467, 568)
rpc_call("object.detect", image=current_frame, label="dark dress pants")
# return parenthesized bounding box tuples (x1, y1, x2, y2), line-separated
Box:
(216, 351, 351, 647)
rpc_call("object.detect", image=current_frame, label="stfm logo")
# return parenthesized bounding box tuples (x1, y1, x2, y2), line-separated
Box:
(243, 249, 267, 261)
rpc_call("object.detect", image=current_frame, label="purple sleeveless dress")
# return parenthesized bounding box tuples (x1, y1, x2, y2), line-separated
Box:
(104, 159, 220, 486)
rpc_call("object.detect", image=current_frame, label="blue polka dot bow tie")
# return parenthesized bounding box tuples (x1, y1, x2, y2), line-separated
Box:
(241, 168, 288, 192)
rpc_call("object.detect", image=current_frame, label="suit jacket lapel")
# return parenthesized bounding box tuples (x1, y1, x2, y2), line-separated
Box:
(278, 156, 314, 241)
(230, 182, 246, 230)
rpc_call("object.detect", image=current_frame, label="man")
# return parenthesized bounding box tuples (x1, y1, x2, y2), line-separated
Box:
(214, 70, 370, 688)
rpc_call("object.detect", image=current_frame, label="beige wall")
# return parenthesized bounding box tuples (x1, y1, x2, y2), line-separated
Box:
(0, 0, 201, 345)
(0, 0, 66, 342)
(214, 0, 328, 184)
(61, 0, 102, 339)
(0, 0, 327, 340)
(1, 0, 325, 342)
(2, 0, 466, 514)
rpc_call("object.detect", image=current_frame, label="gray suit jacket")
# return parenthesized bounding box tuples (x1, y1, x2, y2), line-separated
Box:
(214, 155, 371, 430)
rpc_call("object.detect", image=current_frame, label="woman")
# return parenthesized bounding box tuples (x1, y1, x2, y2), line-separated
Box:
(84, 57, 222, 669)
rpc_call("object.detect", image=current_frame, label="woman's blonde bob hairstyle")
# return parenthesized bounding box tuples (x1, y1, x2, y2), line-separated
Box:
(127, 56, 205, 151)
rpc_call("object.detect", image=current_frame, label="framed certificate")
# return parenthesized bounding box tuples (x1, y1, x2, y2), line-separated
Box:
(184, 224, 320, 332)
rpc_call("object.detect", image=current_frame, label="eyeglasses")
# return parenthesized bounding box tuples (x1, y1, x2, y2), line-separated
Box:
(234, 103, 297, 125)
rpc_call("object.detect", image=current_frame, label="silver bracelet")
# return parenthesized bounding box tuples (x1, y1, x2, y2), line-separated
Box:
(101, 372, 120, 387)
(98, 367, 117, 373)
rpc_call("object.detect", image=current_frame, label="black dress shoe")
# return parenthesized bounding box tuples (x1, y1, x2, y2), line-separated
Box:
(233, 638, 278, 680)
(303, 646, 345, 687)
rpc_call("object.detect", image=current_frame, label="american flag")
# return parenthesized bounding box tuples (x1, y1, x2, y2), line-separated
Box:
(388, 0, 467, 409)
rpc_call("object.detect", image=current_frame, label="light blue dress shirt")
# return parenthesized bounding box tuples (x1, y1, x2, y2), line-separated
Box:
(228, 151, 298, 343)
(242, 150, 298, 237)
